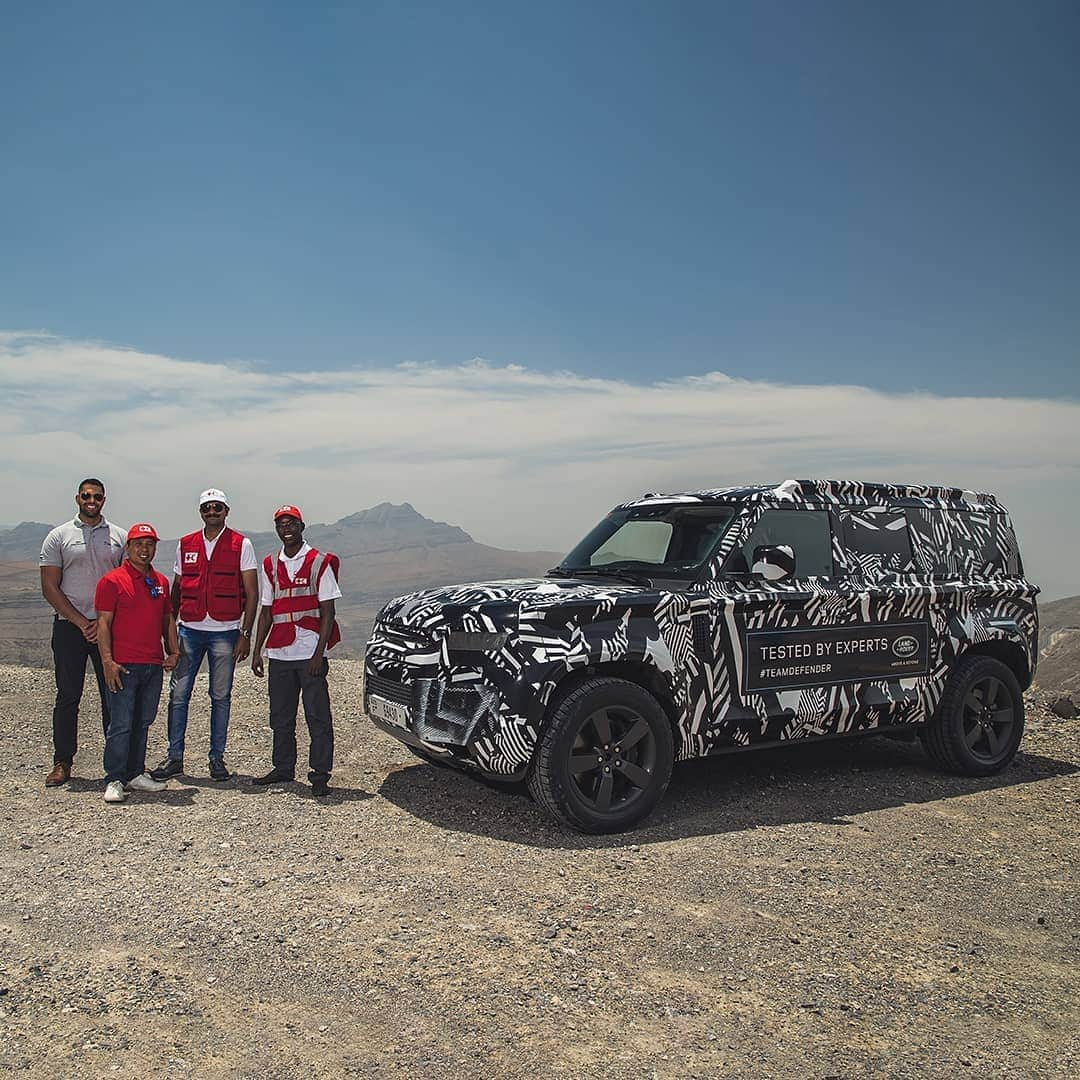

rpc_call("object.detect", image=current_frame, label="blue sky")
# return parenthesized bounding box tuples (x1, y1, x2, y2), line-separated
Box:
(3, 1, 1077, 397)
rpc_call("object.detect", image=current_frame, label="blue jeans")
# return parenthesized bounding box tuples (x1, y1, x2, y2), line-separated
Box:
(103, 664, 163, 783)
(167, 626, 238, 760)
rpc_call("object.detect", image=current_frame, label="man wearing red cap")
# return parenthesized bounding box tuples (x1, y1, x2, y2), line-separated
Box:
(94, 524, 180, 804)
(251, 505, 341, 796)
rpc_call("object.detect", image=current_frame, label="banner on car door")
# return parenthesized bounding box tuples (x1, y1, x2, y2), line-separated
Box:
(744, 621, 930, 692)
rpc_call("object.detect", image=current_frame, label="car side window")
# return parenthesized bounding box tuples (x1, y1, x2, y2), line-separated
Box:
(842, 507, 916, 574)
(726, 509, 834, 578)
(948, 511, 1008, 575)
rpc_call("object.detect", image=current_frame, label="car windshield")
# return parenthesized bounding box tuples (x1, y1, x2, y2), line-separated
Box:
(558, 505, 737, 579)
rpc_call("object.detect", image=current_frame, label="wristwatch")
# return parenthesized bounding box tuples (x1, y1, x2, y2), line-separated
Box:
(240, 628, 251, 638)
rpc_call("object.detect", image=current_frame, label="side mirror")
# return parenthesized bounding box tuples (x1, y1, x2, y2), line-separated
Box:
(752, 544, 796, 582)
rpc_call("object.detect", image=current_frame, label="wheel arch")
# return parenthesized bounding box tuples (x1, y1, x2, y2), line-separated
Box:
(960, 639, 1031, 691)
(540, 662, 682, 751)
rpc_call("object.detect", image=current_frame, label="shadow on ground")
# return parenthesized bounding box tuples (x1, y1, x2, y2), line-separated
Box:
(376, 735, 1078, 850)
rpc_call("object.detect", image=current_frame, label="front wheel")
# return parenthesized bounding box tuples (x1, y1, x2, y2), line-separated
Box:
(920, 655, 1024, 776)
(527, 677, 674, 833)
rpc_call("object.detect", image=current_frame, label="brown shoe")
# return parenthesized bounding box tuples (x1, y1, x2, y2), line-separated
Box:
(45, 763, 71, 787)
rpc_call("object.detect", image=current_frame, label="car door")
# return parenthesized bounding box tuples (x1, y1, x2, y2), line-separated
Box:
(714, 505, 866, 745)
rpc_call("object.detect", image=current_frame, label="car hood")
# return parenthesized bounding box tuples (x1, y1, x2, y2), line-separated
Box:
(377, 576, 649, 630)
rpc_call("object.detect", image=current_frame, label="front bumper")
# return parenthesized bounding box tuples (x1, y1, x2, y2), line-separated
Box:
(365, 669, 500, 748)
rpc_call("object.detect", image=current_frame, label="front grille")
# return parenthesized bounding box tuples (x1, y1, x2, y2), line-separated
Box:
(366, 672, 411, 706)
(413, 683, 499, 746)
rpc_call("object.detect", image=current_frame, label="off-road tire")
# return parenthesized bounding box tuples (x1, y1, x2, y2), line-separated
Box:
(527, 677, 674, 833)
(921, 655, 1024, 776)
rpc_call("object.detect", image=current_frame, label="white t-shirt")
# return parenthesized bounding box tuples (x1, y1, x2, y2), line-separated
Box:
(174, 533, 259, 631)
(259, 543, 342, 661)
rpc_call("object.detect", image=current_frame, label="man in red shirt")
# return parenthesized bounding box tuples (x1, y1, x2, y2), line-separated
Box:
(95, 524, 180, 804)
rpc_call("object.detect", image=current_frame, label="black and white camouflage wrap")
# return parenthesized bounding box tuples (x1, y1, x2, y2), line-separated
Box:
(364, 480, 1038, 778)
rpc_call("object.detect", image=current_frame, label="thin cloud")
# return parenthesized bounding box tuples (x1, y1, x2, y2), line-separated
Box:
(4, 331, 1077, 598)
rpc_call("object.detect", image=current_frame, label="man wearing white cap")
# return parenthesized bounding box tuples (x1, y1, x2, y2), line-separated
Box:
(149, 489, 258, 781)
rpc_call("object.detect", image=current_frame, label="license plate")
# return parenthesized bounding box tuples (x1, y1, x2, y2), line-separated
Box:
(369, 694, 410, 730)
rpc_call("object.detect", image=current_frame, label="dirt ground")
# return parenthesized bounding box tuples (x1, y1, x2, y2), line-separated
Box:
(0, 660, 1076, 1078)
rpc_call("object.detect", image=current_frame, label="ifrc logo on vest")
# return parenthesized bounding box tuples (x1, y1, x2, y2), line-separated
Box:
(178, 526, 246, 623)
(263, 548, 342, 652)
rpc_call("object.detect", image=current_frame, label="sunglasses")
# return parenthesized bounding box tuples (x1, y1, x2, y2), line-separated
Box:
(78, 492, 105, 502)
(144, 575, 164, 599)
(200, 502, 226, 513)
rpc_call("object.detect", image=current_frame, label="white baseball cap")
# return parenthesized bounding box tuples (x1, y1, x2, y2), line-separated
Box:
(199, 488, 230, 508)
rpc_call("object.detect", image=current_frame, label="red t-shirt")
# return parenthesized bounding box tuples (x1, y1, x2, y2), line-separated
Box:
(94, 561, 172, 665)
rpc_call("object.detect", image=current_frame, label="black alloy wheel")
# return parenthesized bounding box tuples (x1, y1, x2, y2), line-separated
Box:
(959, 673, 1016, 763)
(921, 655, 1024, 776)
(567, 704, 658, 814)
(528, 677, 674, 833)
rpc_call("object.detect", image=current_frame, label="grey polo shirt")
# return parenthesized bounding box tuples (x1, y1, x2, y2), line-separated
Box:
(39, 517, 127, 621)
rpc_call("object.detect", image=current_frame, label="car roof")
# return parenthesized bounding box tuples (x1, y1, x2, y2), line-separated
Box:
(618, 479, 1005, 512)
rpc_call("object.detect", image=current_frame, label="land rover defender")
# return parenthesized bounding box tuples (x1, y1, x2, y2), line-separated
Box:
(364, 480, 1038, 832)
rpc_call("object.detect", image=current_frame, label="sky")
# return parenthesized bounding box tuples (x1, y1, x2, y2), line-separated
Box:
(2, 2, 1078, 597)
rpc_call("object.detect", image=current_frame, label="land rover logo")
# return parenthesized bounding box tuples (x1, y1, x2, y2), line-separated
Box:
(892, 635, 919, 659)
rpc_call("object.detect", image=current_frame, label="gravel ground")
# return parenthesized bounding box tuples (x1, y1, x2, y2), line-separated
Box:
(0, 660, 1076, 1079)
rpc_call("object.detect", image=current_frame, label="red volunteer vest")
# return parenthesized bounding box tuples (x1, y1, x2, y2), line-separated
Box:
(178, 527, 246, 623)
(264, 547, 341, 651)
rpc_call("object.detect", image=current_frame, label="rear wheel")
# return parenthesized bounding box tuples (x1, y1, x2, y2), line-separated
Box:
(921, 655, 1024, 775)
(527, 677, 673, 833)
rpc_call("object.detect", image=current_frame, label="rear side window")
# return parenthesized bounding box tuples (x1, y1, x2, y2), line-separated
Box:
(726, 509, 834, 578)
(904, 508, 1015, 577)
(842, 508, 916, 574)
(948, 511, 1009, 575)
(906, 508, 951, 575)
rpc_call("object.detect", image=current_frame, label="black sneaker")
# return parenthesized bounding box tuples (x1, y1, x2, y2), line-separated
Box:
(251, 768, 294, 786)
(149, 757, 183, 781)
(208, 757, 232, 781)
(311, 778, 331, 797)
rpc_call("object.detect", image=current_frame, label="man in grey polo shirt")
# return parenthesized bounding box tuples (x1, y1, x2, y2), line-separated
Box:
(39, 478, 127, 787)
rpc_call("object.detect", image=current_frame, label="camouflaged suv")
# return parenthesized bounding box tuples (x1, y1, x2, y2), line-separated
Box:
(364, 480, 1038, 833)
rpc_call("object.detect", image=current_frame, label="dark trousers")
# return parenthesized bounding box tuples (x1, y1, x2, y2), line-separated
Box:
(268, 658, 334, 782)
(51, 617, 110, 766)
(103, 664, 163, 783)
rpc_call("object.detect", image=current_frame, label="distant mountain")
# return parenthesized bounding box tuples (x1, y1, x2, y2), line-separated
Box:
(0, 522, 51, 561)
(0, 503, 473, 562)
(1038, 594, 1080, 642)
(244, 502, 473, 558)
(0, 503, 564, 664)
(1036, 594, 1080, 698)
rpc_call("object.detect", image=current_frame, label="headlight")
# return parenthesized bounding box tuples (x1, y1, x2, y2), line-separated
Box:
(446, 632, 509, 652)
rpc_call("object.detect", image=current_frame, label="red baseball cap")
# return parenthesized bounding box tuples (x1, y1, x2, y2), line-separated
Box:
(126, 523, 159, 542)
(273, 504, 304, 523)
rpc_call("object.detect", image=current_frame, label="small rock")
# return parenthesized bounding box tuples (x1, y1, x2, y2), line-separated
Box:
(1049, 696, 1077, 719)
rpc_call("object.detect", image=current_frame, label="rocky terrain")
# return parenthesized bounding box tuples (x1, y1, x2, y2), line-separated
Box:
(0, 663, 1076, 1078)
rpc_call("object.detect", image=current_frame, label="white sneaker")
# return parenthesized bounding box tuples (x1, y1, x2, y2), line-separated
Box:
(104, 780, 128, 803)
(126, 773, 167, 793)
